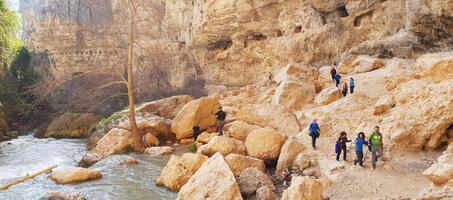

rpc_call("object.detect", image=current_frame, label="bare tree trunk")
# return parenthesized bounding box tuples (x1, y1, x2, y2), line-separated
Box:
(127, 0, 144, 151)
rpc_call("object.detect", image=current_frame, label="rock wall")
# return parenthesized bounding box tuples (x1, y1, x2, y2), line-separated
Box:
(19, 0, 453, 114)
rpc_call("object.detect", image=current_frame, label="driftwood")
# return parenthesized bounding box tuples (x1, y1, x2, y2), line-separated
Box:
(0, 165, 56, 190)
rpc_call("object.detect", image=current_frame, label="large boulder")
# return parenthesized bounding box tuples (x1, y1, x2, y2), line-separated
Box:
(236, 104, 301, 136)
(136, 95, 194, 119)
(338, 55, 384, 74)
(244, 127, 287, 165)
(225, 153, 266, 176)
(423, 153, 453, 185)
(196, 132, 217, 144)
(156, 153, 207, 191)
(171, 96, 221, 140)
(272, 81, 316, 111)
(314, 86, 343, 105)
(276, 139, 306, 172)
(256, 186, 277, 200)
(197, 136, 246, 157)
(224, 120, 260, 141)
(238, 167, 275, 197)
(176, 153, 242, 200)
(45, 113, 101, 138)
(281, 176, 323, 200)
(373, 95, 395, 115)
(422, 59, 453, 83)
(48, 167, 102, 184)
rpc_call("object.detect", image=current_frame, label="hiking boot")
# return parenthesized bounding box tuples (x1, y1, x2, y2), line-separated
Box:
(353, 160, 358, 165)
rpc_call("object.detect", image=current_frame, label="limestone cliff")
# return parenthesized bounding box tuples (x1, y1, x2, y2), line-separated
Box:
(19, 0, 453, 113)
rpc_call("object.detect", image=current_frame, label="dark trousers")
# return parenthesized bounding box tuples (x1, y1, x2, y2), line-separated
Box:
(342, 91, 347, 97)
(331, 74, 335, 82)
(216, 120, 224, 135)
(350, 86, 355, 94)
(354, 151, 364, 166)
(311, 135, 317, 149)
(335, 80, 340, 87)
(336, 146, 347, 161)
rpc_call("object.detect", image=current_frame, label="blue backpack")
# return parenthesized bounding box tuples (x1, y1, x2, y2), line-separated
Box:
(335, 142, 340, 154)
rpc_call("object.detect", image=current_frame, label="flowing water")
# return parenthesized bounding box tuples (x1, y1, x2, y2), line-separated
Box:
(0, 135, 181, 200)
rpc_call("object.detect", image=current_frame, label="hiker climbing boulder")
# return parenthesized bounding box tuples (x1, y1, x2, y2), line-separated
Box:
(197, 136, 246, 157)
(276, 139, 306, 172)
(236, 104, 301, 136)
(315, 86, 343, 105)
(156, 153, 207, 192)
(45, 113, 101, 139)
(238, 167, 275, 197)
(224, 120, 260, 141)
(136, 95, 194, 119)
(245, 127, 287, 165)
(281, 176, 323, 200)
(171, 96, 220, 140)
(144, 146, 174, 156)
(176, 153, 242, 200)
(225, 153, 266, 176)
(48, 167, 102, 184)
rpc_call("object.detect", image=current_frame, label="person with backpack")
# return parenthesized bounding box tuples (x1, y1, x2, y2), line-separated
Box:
(349, 77, 355, 94)
(369, 126, 384, 169)
(353, 132, 369, 166)
(308, 119, 321, 150)
(215, 106, 226, 135)
(334, 73, 342, 87)
(336, 131, 351, 161)
(330, 67, 337, 82)
(342, 82, 348, 97)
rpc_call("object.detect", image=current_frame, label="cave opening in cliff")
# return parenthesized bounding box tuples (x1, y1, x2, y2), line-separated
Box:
(321, 15, 327, 25)
(336, 5, 349, 18)
(207, 36, 233, 51)
(294, 26, 302, 33)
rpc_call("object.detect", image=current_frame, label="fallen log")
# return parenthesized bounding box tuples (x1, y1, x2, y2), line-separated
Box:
(0, 165, 56, 190)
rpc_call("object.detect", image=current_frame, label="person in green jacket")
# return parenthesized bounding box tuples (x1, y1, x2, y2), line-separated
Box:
(369, 126, 384, 169)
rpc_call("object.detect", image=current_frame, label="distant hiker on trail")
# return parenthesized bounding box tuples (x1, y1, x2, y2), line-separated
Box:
(215, 106, 226, 135)
(342, 82, 348, 97)
(353, 132, 369, 167)
(192, 123, 201, 141)
(349, 78, 355, 94)
(369, 126, 384, 169)
(336, 131, 351, 161)
(308, 119, 321, 150)
(334, 74, 342, 87)
(330, 67, 337, 82)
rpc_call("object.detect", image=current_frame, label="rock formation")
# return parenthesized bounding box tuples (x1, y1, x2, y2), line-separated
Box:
(48, 167, 102, 184)
(45, 113, 101, 138)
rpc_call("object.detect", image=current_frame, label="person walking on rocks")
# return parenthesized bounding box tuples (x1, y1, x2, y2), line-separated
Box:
(342, 82, 348, 97)
(330, 67, 337, 82)
(336, 131, 351, 161)
(369, 126, 384, 169)
(308, 119, 321, 150)
(334, 73, 342, 87)
(349, 77, 355, 94)
(353, 132, 369, 167)
(215, 106, 226, 135)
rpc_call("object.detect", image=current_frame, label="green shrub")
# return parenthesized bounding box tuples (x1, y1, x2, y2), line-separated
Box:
(188, 143, 197, 152)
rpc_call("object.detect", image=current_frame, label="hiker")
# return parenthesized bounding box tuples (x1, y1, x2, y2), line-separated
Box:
(369, 126, 384, 169)
(192, 124, 201, 141)
(334, 73, 342, 87)
(330, 67, 337, 82)
(342, 82, 348, 97)
(353, 132, 369, 166)
(336, 131, 351, 161)
(349, 77, 355, 94)
(215, 106, 226, 135)
(308, 119, 321, 150)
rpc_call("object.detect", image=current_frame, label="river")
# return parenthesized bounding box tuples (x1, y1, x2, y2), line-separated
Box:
(0, 135, 179, 200)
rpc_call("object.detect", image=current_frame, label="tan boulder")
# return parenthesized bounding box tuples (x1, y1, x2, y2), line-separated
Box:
(314, 86, 343, 105)
(224, 120, 260, 141)
(354, 56, 385, 73)
(276, 139, 306, 172)
(119, 157, 140, 165)
(144, 146, 174, 156)
(171, 96, 221, 140)
(118, 116, 170, 137)
(40, 192, 86, 200)
(176, 153, 242, 200)
(48, 167, 102, 184)
(422, 59, 453, 83)
(45, 113, 101, 138)
(338, 55, 357, 74)
(197, 136, 246, 157)
(180, 138, 195, 144)
(272, 64, 319, 84)
(373, 95, 395, 115)
(136, 95, 194, 119)
(143, 133, 160, 146)
(238, 167, 275, 197)
(196, 132, 217, 144)
(156, 153, 208, 192)
(245, 127, 287, 164)
(423, 154, 453, 185)
(256, 186, 277, 200)
(225, 153, 266, 176)
(272, 81, 316, 111)
(281, 176, 323, 200)
(292, 151, 319, 171)
(236, 104, 301, 137)
(90, 128, 133, 158)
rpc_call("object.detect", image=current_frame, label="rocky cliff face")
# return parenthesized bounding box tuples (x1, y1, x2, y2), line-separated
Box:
(19, 0, 453, 114)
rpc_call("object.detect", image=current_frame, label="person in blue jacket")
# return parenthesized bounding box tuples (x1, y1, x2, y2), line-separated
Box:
(349, 77, 355, 94)
(308, 119, 321, 150)
(353, 132, 369, 166)
(334, 74, 342, 87)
